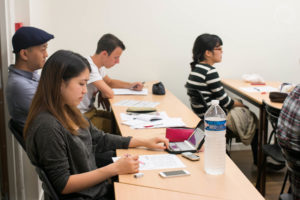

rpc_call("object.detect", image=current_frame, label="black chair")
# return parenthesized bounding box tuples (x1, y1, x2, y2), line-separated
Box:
(280, 148, 300, 200)
(9, 119, 59, 199)
(35, 167, 59, 200)
(8, 119, 26, 150)
(257, 101, 287, 196)
(185, 85, 239, 155)
(97, 90, 111, 112)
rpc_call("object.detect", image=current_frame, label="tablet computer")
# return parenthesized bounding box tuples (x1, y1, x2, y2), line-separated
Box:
(166, 121, 205, 154)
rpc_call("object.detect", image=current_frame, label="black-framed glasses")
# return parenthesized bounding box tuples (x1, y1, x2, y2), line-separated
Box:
(213, 47, 223, 51)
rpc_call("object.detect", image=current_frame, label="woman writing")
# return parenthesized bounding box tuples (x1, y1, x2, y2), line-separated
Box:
(24, 50, 168, 199)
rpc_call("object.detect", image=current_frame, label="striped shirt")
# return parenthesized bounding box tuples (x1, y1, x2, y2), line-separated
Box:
(277, 84, 300, 151)
(186, 63, 234, 118)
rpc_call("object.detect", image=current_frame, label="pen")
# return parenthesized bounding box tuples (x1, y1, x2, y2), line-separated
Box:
(254, 87, 260, 92)
(144, 125, 154, 128)
(251, 82, 265, 85)
(131, 82, 145, 89)
(139, 160, 145, 165)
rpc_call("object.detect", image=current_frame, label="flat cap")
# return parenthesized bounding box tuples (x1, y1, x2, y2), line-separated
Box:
(12, 26, 54, 53)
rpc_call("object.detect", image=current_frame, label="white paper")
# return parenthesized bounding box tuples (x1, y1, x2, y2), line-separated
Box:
(114, 100, 160, 108)
(112, 88, 148, 95)
(240, 86, 278, 93)
(112, 154, 186, 171)
(120, 112, 167, 121)
(120, 112, 186, 129)
(134, 114, 162, 122)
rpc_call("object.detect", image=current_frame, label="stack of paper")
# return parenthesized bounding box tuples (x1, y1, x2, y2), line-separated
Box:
(120, 111, 186, 129)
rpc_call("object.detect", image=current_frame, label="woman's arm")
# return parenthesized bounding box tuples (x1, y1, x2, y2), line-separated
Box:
(128, 137, 169, 149)
(62, 154, 139, 194)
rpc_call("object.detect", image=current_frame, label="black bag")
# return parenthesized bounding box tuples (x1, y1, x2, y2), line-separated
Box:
(269, 92, 288, 103)
(152, 82, 165, 95)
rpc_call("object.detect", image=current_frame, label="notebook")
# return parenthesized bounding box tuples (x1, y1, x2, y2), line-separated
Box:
(166, 121, 205, 154)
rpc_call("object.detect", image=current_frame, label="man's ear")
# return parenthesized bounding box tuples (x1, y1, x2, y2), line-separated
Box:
(19, 49, 29, 61)
(100, 50, 108, 57)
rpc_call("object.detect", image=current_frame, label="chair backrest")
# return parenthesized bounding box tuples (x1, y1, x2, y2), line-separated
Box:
(264, 101, 281, 125)
(185, 85, 208, 119)
(97, 91, 111, 111)
(35, 167, 59, 200)
(8, 119, 26, 150)
(263, 101, 281, 144)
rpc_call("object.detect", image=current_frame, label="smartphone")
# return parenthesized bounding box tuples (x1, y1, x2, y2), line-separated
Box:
(181, 152, 200, 161)
(159, 170, 190, 178)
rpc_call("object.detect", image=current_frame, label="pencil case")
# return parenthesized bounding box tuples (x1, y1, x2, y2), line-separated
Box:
(269, 92, 288, 103)
(166, 128, 194, 142)
(126, 107, 157, 113)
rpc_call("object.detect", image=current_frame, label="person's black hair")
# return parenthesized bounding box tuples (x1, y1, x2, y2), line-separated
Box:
(42, 50, 91, 84)
(95, 33, 125, 55)
(190, 33, 223, 70)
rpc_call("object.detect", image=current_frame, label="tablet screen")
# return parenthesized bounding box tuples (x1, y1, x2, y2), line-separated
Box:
(187, 128, 205, 147)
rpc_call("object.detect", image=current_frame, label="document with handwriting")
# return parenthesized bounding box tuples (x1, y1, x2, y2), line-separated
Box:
(113, 154, 186, 171)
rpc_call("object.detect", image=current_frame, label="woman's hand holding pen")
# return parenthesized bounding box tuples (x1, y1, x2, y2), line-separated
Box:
(114, 154, 139, 174)
(129, 82, 144, 91)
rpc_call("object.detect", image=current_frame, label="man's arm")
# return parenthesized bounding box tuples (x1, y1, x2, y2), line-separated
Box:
(103, 75, 143, 91)
(92, 79, 114, 99)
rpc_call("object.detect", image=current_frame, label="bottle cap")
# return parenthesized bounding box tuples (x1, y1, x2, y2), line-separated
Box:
(211, 100, 219, 105)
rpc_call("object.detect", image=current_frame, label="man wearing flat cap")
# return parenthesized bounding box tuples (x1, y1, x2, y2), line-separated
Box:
(6, 26, 54, 130)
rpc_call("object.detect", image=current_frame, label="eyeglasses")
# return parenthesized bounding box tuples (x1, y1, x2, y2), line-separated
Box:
(213, 47, 223, 51)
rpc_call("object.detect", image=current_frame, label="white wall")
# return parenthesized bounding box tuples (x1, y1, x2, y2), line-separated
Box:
(28, 0, 300, 106)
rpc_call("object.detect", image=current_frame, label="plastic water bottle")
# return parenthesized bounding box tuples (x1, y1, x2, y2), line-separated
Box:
(204, 100, 226, 175)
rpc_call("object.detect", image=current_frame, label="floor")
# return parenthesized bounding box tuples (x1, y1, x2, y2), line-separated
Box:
(230, 150, 289, 200)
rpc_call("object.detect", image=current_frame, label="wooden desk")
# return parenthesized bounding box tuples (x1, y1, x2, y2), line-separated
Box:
(109, 82, 200, 138)
(110, 81, 263, 200)
(116, 149, 264, 200)
(222, 79, 283, 194)
(114, 182, 223, 200)
(222, 79, 282, 109)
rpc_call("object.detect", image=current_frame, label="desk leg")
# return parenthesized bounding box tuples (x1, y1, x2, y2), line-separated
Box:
(256, 106, 267, 195)
(256, 106, 263, 192)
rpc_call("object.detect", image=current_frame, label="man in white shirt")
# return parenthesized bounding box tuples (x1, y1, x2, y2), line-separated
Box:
(78, 34, 143, 133)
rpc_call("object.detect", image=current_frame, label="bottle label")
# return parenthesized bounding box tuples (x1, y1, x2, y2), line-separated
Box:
(205, 120, 226, 131)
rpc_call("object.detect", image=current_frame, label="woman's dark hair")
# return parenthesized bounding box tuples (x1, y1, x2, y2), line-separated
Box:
(190, 33, 223, 70)
(24, 50, 91, 138)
